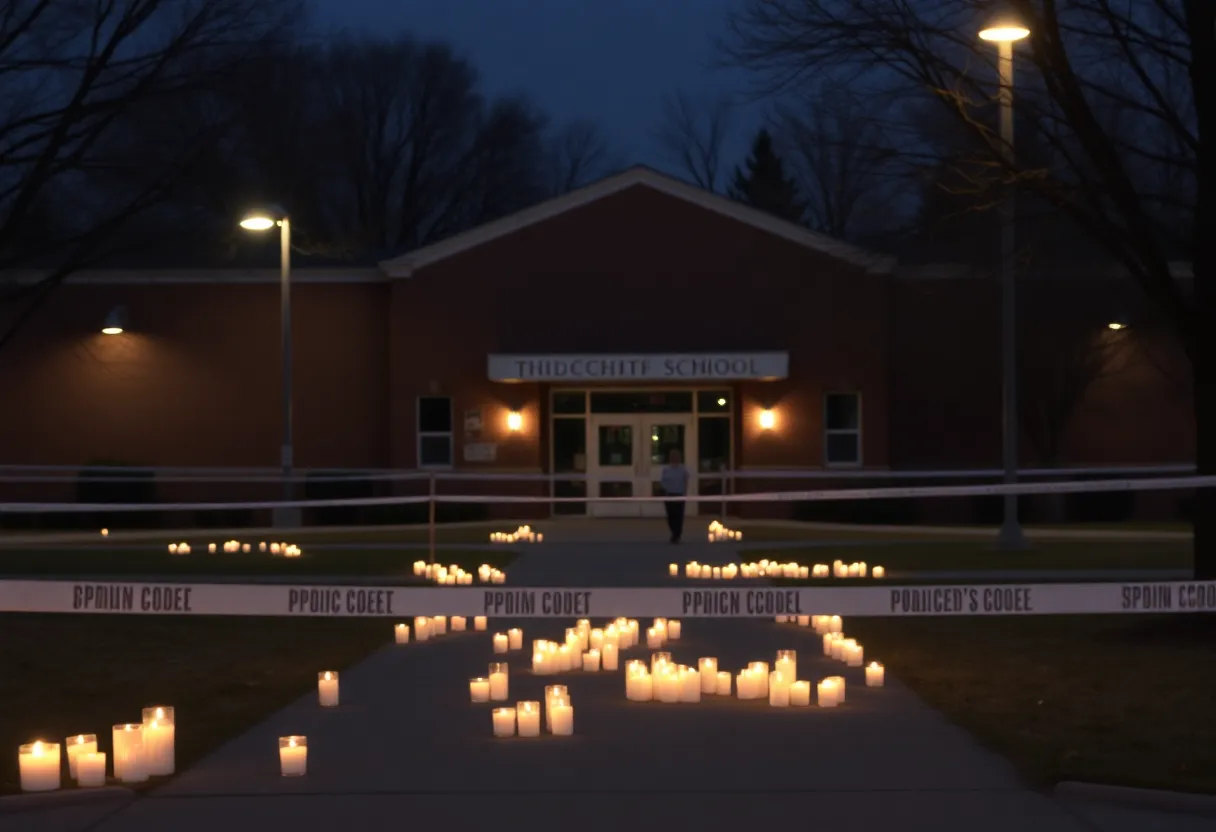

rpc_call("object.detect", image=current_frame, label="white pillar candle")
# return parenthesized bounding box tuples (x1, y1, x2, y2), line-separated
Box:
(549, 702, 574, 735)
(558, 644, 574, 672)
(508, 628, 523, 650)
(872, 566, 885, 579)
(650, 651, 671, 673)
(470, 677, 491, 703)
(18, 742, 60, 792)
(414, 560, 426, 575)
(748, 662, 770, 697)
(516, 701, 541, 737)
(827, 675, 846, 703)
(830, 615, 842, 633)
(583, 650, 601, 672)
(279, 736, 307, 776)
(65, 734, 97, 780)
(112, 724, 147, 783)
(817, 680, 840, 707)
(76, 752, 106, 787)
(735, 671, 753, 699)
(488, 663, 509, 700)
(775, 650, 797, 681)
(790, 680, 811, 706)
(493, 633, 509, 653)
(601, 642, 619, 670)
(669, 563, 679, 576)
(698, 658, 718, 692)
(589, 628, 604, 651)
(318, 671, 339, 707)
(847, 643, 865, 667)
(474, 615, 487, 631)
(769, 672, 791, 707)
(433, 616, 447, 636)
(532, 651, 551, 675)
(452, 616, 467, 631)
(544, 685, 568, 731)
(716, 671, 732, 695)
(667, 620, 681, 640)
(646, 627, 663, 649)
(141, 706, 175, 775)
(866, 662, 885, 687)
(415, 616, 431, 641)
(492, 708, 516, 738)
(678, 667, 701, 702)
(796, 615, 810, 627)
(394, 623, 410, 644)
(775, 615, 788, 624)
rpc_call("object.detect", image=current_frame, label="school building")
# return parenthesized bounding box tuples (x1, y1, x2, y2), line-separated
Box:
(0, 166, 1195, 522)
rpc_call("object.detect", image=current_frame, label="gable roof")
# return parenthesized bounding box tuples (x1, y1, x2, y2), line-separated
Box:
(379, 165, 897, 277)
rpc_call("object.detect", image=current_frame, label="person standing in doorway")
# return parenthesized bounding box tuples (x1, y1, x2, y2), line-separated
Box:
(659, 449, 690, 543)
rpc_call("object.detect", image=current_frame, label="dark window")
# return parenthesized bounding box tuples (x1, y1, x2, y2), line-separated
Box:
(696, 391, 731, 414)
(825, 433, 860, 465)
(590, 391, 693, 414)
(824, 393, 860, 432)
(552, 418, 587, 473)
(418, 397, 453, 434)
(419, 435, 453, 467)
(552, 391, 586, 415)
(697, 416, 731, 473)
(823, 392, 861, 466)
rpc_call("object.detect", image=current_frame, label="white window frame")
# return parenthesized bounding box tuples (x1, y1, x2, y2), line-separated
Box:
(416, 396, 454, 469)
(823, 391, 862, 468)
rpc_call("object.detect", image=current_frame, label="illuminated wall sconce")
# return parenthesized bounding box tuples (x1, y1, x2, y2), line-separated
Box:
(101, 306, 127, 335)
(758, 409, 776, 430)
(506, 410, 523, 432)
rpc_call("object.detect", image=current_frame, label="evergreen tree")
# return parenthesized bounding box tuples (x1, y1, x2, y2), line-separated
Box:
(728, 128, 805, 223)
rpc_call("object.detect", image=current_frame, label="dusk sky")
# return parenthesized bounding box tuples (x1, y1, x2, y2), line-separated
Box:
(310, 0, 764, 177)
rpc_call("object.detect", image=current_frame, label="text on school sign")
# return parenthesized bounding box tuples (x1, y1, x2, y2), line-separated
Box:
(487, 353, 790, 383)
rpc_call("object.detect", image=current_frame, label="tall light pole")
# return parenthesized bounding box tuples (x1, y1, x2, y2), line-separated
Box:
(979, 10, 1030, 549)
(239, 205, 297, 527)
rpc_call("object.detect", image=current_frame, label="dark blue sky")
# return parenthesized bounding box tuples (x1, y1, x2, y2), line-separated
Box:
(310, 0, 763, 177)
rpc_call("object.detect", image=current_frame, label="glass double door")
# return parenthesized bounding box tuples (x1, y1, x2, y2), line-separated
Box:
(588, 414, 696, 518)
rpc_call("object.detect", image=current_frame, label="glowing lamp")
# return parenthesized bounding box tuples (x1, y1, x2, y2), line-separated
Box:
(758, 409, 776, 430)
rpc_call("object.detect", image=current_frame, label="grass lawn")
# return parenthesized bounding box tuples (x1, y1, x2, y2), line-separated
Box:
(749, 540, 1192, 573)
(847, 614, 1216, 793)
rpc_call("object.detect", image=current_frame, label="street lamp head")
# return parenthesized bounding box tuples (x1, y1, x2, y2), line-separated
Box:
(979, 2, 1030, 41)
(238, 204, 287, 232)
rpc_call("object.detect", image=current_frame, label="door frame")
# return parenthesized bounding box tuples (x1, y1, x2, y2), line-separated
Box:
(587, 413, 698, 518)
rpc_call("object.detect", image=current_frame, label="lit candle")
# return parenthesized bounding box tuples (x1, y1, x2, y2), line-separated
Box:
(549, 702, 574, 735)
(474, 615, 487, 631)
(796, 615, 810, 627)
(601, 642, 619, 671)
(715, 671, 732, 695)
(469, 677, 490, 703)
(866, 662, 885, 687)
(735, 671, 753, 700)
(493, 633, 509, 653)
(452, 616, 467, 631)
(769, 672, 791, 707)
(393, 623, 410, 644)
(678, 666, 701, 702)
(432, 616, 447, 636)
(872, 566, 885, 579)
(492, 707, 516, 738)
(817, 679, 839, 707)
(18, 742, 60, 792)
(748, 662, 770, 697)
(77, 752, 106, 787)
(65, 734, 97, 780)
(775, 649, 797, 680)
(507, 628, 523, 650)
(829, 615, 842, 633)
(111, 724, 147, 783)
(846, 643, 865, 667)
(279, 736, 307, 776)
(589, 628, 604, 651)
(827, 675, 846, 703)
(516, 701, 541, 737)
(488, 663, 509, 700)
(141, 706, 175, 775)
(415, 616, 431, 641)
(318, 671, 339, 707)
(667, 620, 682, 640)
(583, 649, 601, 672)
(646, 627, 663, 649)
(654, 667, 680, 703)
(790, 680, 811, 706)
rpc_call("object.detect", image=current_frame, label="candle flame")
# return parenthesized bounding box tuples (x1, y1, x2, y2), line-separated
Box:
(289, 737, 297, 748)
(75, 734, 85, 744)
(125, 724, 136, 731)
(155, 707, 164, 719)
(32, 741, 43, 754)
(151, 720, 159, 729)
(324, 672, 332, 681)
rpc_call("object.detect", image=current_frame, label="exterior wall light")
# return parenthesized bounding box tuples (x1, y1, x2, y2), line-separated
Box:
(101, 306, 127, 335)
(506, 410, 523, 432)
(758, 409, 776, 430)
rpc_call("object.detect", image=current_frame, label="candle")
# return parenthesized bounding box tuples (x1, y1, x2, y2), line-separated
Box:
(142, 706, 175, 775)
(650, 651, 671, 673)
(817, 679, 840, 707)
(516, 701, 541, 737)
(829, 615, 842, 633)
(18, 742, 60, 792)
(279, 736, 307, 776)
(65, 734, 97, 780)
(716, 671, 732, 695)
(846, 643, 865, 667)
(452, 616, 467, 631)
(601, 642, 619, 671)
(589, 628, 604, 651)
(796, 615, 810, 627)
(769, 672, 791, 707)
(749, 662, 770, 697)
(827, 675, 847, 703)
(872, 566, 885, 579)
(433, 616, 447, 636)
(470, 677, 491, 703)
(736, 671, 753, 699)
(544, 685, 568, 730)
(549, 702, 574, 736)
(790, 680, 811, 706)
(474, 615, 487, 631)
(317, 671, 340, 707)
(415, 616, 431, 641)
(493, 633, 509, 653)
(679, 667, 701, 702)
(111, 724, 147, 783)
(489, 663, 509, 700)
(698, 658, 718, 692)
(583, 649, 601, 672)
(532, 651, 551, 675)
(775, 649, 797, 680)
(492, 708, 516, 738)
(669, 563, 678, 576)
(394, 623, 410, 644)
(77, 752, 106, 787)
(866, 662, 885, 687)
(667, 620, 682, 640)
(646, 627, 663, 649)
(508, 628, 523, 650)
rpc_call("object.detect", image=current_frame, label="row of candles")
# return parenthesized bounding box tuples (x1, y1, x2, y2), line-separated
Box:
(412, 561, 507, 585)
(707, 520, 743, 541)
(18, 707, 176, 793)
(490, 525, 543, 543)
(673, 559, 886, 580)
(166, 540, 301, 557)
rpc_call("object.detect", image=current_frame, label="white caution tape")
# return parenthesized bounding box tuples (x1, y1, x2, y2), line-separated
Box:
(0, 580, 1212, 618)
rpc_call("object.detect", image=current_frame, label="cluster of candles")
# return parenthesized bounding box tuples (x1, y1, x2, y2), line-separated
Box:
(671, 559, 886, 580)
(398, 614, 488, 643)
(167, 540, 301, 557)
(489, 686, 574, 738)
(707, 520, 743, 541)
(775, 613, 884, 681)
(529, 618, 646, 674)
(412, 561, 506, 585)
(490, 525, 543, 543)
(18, 707, 175, 793)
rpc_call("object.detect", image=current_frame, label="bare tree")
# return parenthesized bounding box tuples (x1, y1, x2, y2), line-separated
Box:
(546, 119, 624, 195)
(724, 0, 1214, 578)
(654, 91, 735, 192)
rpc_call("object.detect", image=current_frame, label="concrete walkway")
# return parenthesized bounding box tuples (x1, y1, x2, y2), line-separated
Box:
(3, 537, 1210, 832)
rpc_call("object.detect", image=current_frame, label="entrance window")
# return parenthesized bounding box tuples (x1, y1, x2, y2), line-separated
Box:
(552, 391, 586, 415)
(649, 422, 686, 465)
(591, 391, 693, 414)
(824, 392, 862, 466)
(417, 396, 453, 467)
(597, 424, 634, 466)
(552, 418, 586, 473)
(697, 417, 731, 473)
(696, 390, 731, 414)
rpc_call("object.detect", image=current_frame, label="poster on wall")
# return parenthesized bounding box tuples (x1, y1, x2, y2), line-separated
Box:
(464, 408, 482, 439)
(464, 442, 497, 463)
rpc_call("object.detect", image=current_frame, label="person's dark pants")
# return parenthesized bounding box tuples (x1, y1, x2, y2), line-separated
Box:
(664, 497, 685, 542)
